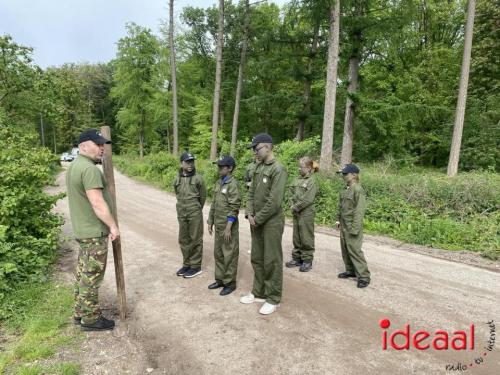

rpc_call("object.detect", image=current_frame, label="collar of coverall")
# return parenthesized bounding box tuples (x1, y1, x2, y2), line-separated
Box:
(178, 167, 196, 177)
(220, 175, 232, 185)
(262, 157, 276, 165)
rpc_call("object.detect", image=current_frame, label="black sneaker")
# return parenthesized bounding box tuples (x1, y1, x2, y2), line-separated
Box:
(285, 259, 302, 268)
(183, 268, 202, 278)
(81, 316, 115, 331)
(338, 272, 356, 279)
(357, 279, 370, 288)
(299, 261, 312, 272)
(208, 281, 223, 289)
(176, 266, 191, 276)
(220, 285, 236, 296)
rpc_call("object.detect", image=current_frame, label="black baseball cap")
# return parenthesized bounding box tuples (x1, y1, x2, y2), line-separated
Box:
(78, 129, 111, 145)
(214, 155, 236, 167)
(247, 133, 273, 149)
(180, 152, 195, 162)
(337, 164, 360, 174)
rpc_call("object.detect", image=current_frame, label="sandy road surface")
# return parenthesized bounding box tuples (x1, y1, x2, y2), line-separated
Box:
(53, 167, 499, 375)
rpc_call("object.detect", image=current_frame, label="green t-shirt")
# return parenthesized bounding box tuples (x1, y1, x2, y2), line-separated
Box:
(66, 154, 114, 239)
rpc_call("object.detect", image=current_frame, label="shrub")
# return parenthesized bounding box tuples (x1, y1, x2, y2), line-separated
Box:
(0, 125, 63, 301)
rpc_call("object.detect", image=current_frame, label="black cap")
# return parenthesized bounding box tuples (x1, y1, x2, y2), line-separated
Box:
(247, 133, 273, 149)
(337, 164, 360, 174)
(214, 155, 236, 167)
(180, 152, 195, 162)
(78, 129, 111, 145)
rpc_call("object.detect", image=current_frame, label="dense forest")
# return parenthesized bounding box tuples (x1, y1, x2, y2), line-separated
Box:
(1, 0, 498, 172)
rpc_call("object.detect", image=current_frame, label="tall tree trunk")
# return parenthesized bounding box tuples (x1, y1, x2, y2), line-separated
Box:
(340, 4, 362, 166)
(320, 0, 341, 173)
(340, 55, 359, 166)
(166, 120, 171, 154)
(139, 110, 145, 158)
(169, 0, 179, 156)
(53, 125, 57, 153)
(39, 113, 45, 147)
(447, 0, 475, 177)
(230, 0, 250, 156)
(210, 0, 224, 160)
(296, 22, 320, 142)
(139, 132, 144, 158)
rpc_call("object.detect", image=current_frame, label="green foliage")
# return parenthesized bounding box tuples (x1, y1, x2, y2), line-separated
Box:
(111, 23, 163, 156)
(188, 96, 214, 159)
(274, 137, 321, 178)
(0, 125, 63, 299)
(0, 280, 81, 374)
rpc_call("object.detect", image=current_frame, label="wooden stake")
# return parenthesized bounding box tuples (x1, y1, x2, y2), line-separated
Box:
(100, 125, 127, 319)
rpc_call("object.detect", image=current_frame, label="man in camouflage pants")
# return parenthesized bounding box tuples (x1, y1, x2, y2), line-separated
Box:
(66, 129, 119, 331)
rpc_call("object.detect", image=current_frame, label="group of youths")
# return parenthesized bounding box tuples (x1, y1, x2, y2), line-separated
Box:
(67, 129, 371, 331)
(173, 132, 371, 316)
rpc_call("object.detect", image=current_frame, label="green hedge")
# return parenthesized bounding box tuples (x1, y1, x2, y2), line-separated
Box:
(114, 138, 499, 259)
(0, 125, 64, 306)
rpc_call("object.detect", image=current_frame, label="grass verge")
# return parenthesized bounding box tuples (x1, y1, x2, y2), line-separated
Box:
(0, 279, 82, 375)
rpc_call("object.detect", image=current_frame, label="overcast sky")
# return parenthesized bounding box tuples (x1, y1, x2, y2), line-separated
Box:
(1, 0, 286, 68)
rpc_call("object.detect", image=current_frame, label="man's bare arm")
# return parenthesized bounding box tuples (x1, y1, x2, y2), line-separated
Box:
(86, 189, 120, 241)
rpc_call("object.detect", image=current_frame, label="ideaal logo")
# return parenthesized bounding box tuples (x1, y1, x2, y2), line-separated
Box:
(379, 318, 496, 372)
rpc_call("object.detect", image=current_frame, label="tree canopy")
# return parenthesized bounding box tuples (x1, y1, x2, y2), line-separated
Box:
(0, 0, 497, 171)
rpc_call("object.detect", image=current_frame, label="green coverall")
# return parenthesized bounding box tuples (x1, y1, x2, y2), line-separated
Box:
(247, 158, 288, 305)
(174, 170, 206, 268)
(208, 175, 241, 287)
(337, 183, 370, 281)
(289, 174, 318, 262)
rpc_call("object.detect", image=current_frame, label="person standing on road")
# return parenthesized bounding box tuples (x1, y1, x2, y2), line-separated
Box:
(335, 164, 371, 288)
(174, 152, 207, 279)
(66, 129, 119, 331)
(285, 156, 319, 272)
(207, 156, 241, 296)
(240, 133, 288, 315)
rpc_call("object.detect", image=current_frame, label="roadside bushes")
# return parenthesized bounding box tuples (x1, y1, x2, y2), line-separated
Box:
(114, 139, 499, 259)
(0, 125, 63, 304)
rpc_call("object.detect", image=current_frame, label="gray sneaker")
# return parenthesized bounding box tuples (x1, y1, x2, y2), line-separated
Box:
(183, 268, 202, 278)
(285, 259, 302, 268)
(299, 261, 312, 272)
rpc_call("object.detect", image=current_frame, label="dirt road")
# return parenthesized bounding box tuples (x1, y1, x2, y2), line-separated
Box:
(53, 167, 499, 375)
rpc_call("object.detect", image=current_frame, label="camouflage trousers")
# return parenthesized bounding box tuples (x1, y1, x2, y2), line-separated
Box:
(74, 236, 108, 324)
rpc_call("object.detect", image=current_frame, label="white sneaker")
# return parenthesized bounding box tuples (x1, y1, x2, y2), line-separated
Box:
(240, 292, 266, 304)
(259, 302, 279, 315)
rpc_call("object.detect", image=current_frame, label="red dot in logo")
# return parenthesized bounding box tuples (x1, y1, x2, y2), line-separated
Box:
(379, 318, 391, 329)
(484, 353, 487, 356)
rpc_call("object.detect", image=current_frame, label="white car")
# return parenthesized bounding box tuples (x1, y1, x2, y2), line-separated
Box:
(60, 152, 74, 162)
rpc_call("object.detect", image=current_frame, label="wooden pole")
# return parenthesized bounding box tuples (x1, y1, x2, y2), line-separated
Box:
(100, 125, 127, 319)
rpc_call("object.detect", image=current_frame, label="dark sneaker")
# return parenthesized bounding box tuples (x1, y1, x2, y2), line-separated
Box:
(183, 268, 202, 278)
(299, 261, 312, 272)
(208, 281, 223, 289)
(338, 272, 356, 279)
(357, 279, 370, 288)
(81, 316, 115, 331)
(220, 285, 236, 296)
(176, 266, 190, 276)
(74, 317, 82, 325)
(285, 259, 302, 268)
